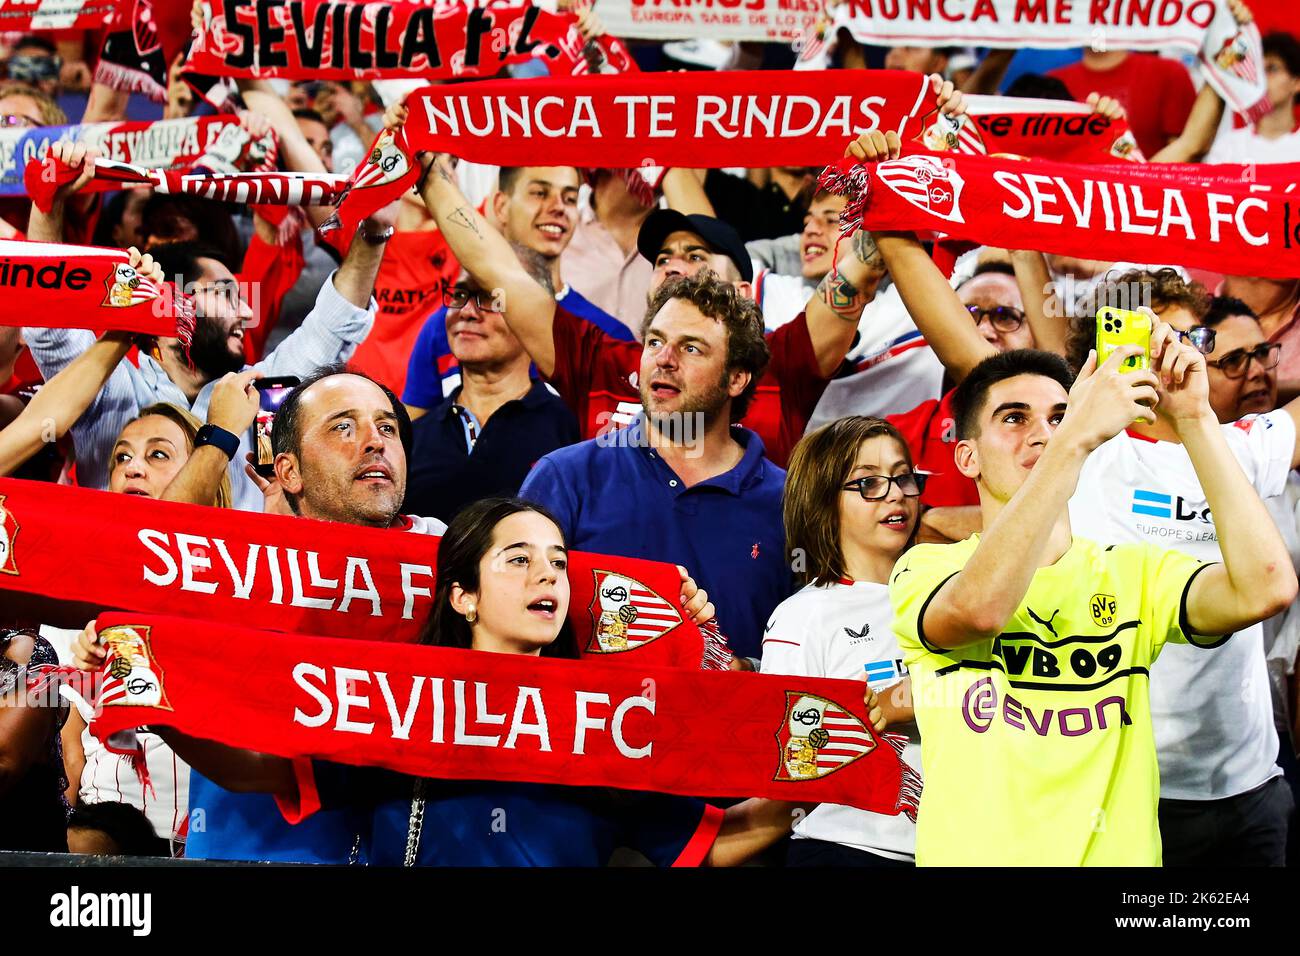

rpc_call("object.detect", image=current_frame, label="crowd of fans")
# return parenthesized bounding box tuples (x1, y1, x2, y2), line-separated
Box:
(0, 1, 1298, 868)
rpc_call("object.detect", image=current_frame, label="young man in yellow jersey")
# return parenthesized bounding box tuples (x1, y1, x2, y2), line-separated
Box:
(889, 325, 1297, 866)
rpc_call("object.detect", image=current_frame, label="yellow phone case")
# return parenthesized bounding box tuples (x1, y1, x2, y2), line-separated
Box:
(1096, 307, 1151, 372)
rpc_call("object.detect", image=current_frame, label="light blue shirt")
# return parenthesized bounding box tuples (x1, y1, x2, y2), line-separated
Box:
(23, 271, 375, 513)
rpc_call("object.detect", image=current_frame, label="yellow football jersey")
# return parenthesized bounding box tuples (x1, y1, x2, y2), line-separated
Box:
(891, 535, 1222, 866)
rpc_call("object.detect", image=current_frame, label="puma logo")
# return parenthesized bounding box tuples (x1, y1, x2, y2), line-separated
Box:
(1026, 606, 1061, 638)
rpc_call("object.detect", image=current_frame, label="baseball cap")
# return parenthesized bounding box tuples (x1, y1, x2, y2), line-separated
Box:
(637, 209, 754, 283)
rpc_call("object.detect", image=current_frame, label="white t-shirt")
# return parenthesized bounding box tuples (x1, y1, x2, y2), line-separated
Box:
(1205, 125, 1300, 165)
(761, 579, 920, 861)
(1067, 411, 1296, 800)
(755, 269, 815, 332)
(807, 282, 946, 431)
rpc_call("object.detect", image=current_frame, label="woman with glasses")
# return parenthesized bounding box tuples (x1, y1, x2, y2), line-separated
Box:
(762, 416, 924, 867)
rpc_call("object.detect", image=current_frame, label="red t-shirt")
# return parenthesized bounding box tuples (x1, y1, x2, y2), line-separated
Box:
(1050, 54, 1196, 158)
(1, 348, 41, 397)
(887, 389, 979, 509)
(546, 304, 830, 468)
(348, 230, 459, 395)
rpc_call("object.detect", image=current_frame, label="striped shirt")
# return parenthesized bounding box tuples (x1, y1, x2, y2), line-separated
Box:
(23, 271, 376, 513)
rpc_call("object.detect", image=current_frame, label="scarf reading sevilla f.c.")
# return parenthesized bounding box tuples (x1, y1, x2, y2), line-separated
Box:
(0, 243, 195, 344)
(184, 0, 584, 81)
(819, 153, 1300, 280)
(66, 611, 917, 818)
(0, 478, 721, 670)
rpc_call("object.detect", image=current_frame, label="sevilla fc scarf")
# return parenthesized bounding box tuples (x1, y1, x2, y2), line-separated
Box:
(184, 0, 584, 82)
(25, 156, 350, 214)
(819, 152, 1300, 280)
(319, 69, 934, 249)
(0, 478, 719, 670)
(0, 242, 195, 344)
(831, 0, 1271, 122)
(0, 0, 124, 30)
(64, 611, 917, 817)
(0, 115, 276, 198)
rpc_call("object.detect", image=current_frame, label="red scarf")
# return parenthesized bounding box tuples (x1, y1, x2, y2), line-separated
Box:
(948, 95, 1144, 163)
(0, 242, 195, 345)
(0, 0, 123, 30)
(320, 69, 934, 249)
(25, 157, 349, 214)
(184, 0, 583, 81)
(819, 153, 1300, 279)
(68, 611, 915, 817)
(0, 478, 719, 670)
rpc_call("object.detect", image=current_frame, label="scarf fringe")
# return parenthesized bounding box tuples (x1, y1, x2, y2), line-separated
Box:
(883, 731, 922, 823)
(697, 620, 734, 671)
(93, 59, 167, 104)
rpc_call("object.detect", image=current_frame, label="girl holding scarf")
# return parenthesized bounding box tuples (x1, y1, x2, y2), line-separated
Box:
(762, 416, 923, 866)
(72, 496, 808, 866)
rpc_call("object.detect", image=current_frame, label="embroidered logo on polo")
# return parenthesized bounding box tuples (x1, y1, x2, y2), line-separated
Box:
(98, 625, 173, 711)
(0, 494, 17, 576)
(586, 570, 683, 654)
(775, 692, 875, 782)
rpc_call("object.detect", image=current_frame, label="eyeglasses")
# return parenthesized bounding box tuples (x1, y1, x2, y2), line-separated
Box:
(842, 472, 927, 501)
(0, 114, 40, 128)
(443, 287, 500, 311)
(1178, 326, 1216, 355)
(1206, 342, 1282, 378)
(967, 305, 1025, 332)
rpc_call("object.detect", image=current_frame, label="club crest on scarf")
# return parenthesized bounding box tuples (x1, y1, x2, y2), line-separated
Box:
(775, 691, 875, 782)
(586, 570, 683, 654)
(1215, 29, 1257, 83)
(877, 155, 965, 224)
(98, 625, 173, 711)
(102, 261, 158, 308)
(355, 129, 412, 191)
(0, 495, 18, 576)
(916, 108, 985, 156)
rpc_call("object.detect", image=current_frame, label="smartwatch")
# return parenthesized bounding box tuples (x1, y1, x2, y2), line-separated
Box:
(194, 423, 240, 461)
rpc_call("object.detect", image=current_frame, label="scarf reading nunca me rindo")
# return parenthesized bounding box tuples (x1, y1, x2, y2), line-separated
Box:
(0, 478, 920, 817)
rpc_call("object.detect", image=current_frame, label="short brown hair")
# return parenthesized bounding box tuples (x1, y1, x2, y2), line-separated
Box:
(0, 82, 65, 126)
(783, 416, 915, 586)
(642, 270, 770, 421)
(1064, 267, 1209, 374)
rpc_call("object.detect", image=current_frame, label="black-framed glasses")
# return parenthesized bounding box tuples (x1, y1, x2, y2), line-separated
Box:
(442, 286, 500, 311)
(842, 472, 927, 501)
(1179, 326, 1216, 355)
(967, 305, 1025, 332)
(1206, 342, 1282, 378)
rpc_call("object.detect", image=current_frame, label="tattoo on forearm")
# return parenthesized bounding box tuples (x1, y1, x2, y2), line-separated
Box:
(448, 206, 482, 240)
(852, 230, 883, 268)
(818, 269, 868, 320)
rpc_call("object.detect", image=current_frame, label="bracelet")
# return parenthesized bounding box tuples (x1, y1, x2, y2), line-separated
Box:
(359, 224, 395, 245)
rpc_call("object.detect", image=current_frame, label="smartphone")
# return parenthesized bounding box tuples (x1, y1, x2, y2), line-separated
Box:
(252, 376, 299, 478)
(1095, 307, 1152, 373)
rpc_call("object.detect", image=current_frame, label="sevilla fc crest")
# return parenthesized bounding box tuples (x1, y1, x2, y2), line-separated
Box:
(914, 107, 986, 156)
(586, 570, 683, 654)
(877, 155, 965, 224)
(353, 129, 412, 190)
(97, 625, 173, 712)
(0, 495, 17, 576)
(775, 692, 875, 782)
(102, 261, 161, 309)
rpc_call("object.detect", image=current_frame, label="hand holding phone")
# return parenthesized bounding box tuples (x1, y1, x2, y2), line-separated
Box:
(252, 376, 300, 479)
(1095, 307, 1152, 373)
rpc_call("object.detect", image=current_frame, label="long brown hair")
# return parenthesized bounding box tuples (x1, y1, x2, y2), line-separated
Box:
(120, 403, 233, 510)
(783, 416, 916, 586)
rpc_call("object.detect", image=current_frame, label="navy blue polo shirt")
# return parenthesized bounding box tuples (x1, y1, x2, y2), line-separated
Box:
(404, 380, 579, 524)
(519, 417, 792, 659)
(297, 765, 722, 867)
(402, 286, 633, 409)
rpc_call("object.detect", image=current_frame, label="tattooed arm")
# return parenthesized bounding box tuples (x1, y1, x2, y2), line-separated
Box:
(803, 229, 887, 378)
(414, 151, 559, 377)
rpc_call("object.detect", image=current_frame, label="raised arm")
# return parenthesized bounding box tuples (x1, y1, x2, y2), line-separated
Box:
(1011, 249, 1067, 357)
(920, 347, 1159, 648)
(387, 104, 560, 376)
(160, 370, 262, 507)
(238, 79, 337, 230)
(1152, 322, 1299, 632)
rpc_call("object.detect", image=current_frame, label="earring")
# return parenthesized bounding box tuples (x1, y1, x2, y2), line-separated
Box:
(466, 604, 477, 624)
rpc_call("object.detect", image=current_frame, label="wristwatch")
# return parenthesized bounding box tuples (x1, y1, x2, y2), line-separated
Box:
(194, 423, 240, 461)
(359, 224, 395, 246)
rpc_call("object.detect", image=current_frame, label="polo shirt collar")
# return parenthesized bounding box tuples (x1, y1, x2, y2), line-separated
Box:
(628, 415, 771, 496)
(436, 379, 549, 420)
